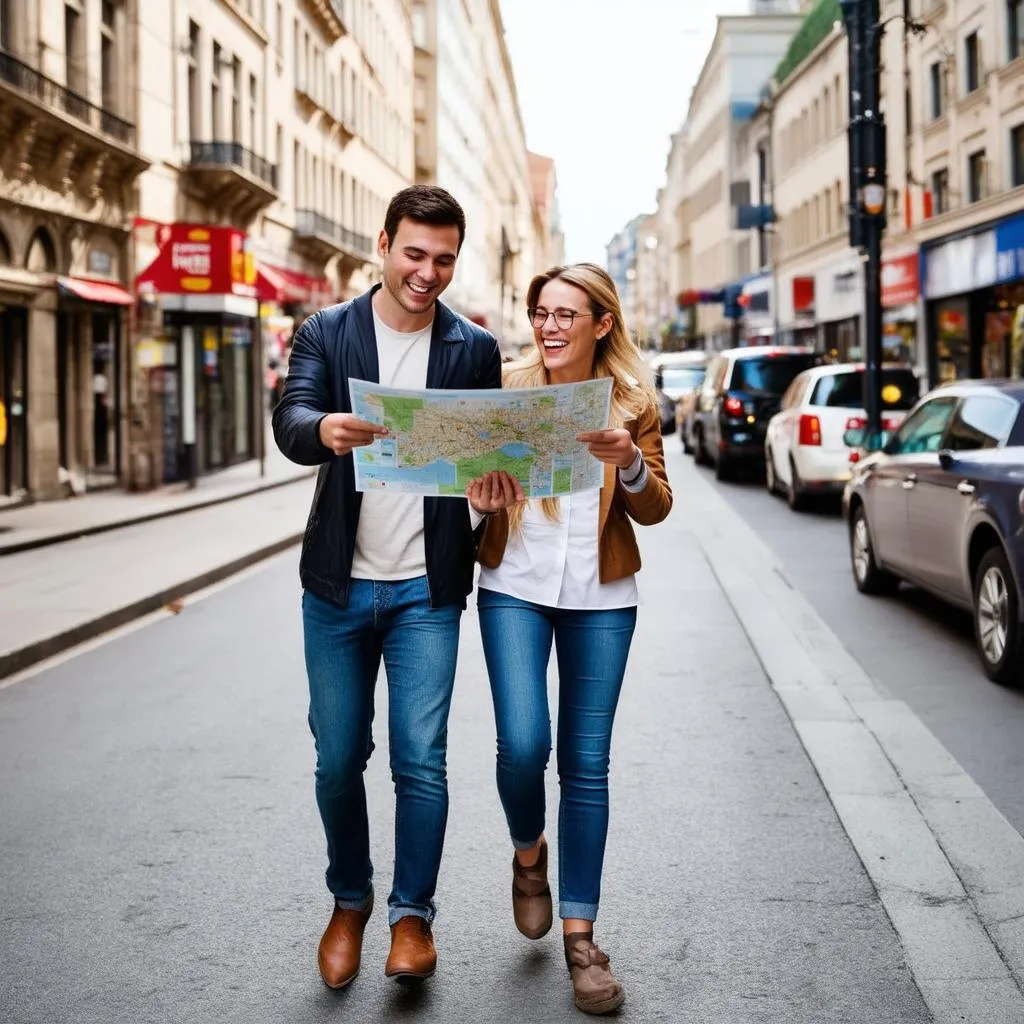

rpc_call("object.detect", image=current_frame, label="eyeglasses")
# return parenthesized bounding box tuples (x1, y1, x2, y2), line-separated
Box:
(527, 306, 594, 330)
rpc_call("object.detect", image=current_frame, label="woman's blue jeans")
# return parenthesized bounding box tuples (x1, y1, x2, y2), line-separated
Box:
(476, 588, 637, 922)
(302, 578, 461, 926)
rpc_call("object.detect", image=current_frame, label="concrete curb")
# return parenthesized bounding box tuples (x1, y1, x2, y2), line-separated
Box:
(683, 468, 1024, 1024)
(0, 470, 316, 557)
(0, 532, 303, 680)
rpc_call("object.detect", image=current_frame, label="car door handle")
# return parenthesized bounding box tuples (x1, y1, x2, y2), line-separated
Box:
(901, 474, 917, 490)
(957, 480, 975, 496)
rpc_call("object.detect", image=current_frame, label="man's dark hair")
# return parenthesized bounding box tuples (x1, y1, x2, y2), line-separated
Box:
(383, 185, 466, 251)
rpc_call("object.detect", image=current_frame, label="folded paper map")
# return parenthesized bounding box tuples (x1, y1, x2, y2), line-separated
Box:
(348, 377, 613, 497)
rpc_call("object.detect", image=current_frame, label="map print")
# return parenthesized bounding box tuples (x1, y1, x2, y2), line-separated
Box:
(348, 377, 614, 497)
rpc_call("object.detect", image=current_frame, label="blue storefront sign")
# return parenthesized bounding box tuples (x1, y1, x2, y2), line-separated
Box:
(923, 210, 1024, 299)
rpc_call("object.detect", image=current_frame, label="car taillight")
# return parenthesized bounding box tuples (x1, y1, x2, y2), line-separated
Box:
(723, 396, 744, 417)
(845, 416, 866, 431)
(882, 416, 900, 431)
(849, 450, 861, 464)
(799, 413, 821, 446)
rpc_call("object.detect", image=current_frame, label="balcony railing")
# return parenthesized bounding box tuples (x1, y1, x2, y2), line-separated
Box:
(0, 48, 136, 146)
(189, 141, 278, 190)
(295, 209, 374, 259)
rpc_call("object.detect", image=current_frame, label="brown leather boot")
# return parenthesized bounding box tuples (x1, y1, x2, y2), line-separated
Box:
(317, 897, 373, 990)
(384, 916, 437, 981)
(512, 838, 553, 939)
(563, 932, 625, 1015)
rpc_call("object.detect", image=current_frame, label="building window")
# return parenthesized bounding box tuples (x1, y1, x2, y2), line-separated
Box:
(187, 21, 200, 140)
(929, 61, 946, 119)
(211, 42, 222, 138)
(249, 73, 257, 151)
(968, 149, 987, 201)
(904, 81, 912, 134)
(1009, 0, 1024, 62)
(231, 57, 242, 144)
(1012, 123, 1024, 187)
(965, 32, 981, 94)
(0, 0, 11, 51)
(64, 1, 85, 94)
(100, 1, 117, 112)
(931, 167, 949, 214)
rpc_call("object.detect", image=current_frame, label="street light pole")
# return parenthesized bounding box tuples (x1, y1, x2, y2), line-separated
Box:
(841, 0, 888, 447)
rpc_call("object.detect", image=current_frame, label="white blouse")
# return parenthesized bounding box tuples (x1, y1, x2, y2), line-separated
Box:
(476, 454, 648, 611)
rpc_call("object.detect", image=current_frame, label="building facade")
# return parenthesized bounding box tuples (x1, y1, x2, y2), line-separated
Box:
(0, 0, 417, 502)
(677, 11, 803, 348)
(411, 0, 537, 356)
(0, 0, 148, 501)
(527, 151, 565, 275)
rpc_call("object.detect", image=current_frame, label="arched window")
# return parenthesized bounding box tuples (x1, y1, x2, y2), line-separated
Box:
(0, 228, 12, 266)
(26, 227, 57, 273)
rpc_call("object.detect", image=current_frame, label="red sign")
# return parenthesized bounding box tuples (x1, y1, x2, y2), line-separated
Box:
(792, 276, 815, 314)
(136, 223, 256, 298)
(881, 252, 919, 307)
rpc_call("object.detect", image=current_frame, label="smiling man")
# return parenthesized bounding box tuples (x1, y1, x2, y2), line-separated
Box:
(272, 185, 502, 992)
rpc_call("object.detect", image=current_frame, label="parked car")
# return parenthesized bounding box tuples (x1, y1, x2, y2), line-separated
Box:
(765, 363, 920, 510)
(690, 345, 821, 480)
(842, 380, 1024, 685)
(650, 352, 708, 434)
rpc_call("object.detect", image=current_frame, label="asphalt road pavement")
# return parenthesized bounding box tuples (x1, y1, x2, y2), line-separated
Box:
(1, 476, 932, 1022)
(682, 440, 1024, 838)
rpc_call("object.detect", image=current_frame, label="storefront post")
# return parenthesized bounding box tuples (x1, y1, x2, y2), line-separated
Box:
(181, 324, 197, 488)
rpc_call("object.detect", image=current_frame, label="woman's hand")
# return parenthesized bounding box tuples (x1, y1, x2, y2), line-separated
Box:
(466, 471, 525, 515)
(577, 428, 639, 469)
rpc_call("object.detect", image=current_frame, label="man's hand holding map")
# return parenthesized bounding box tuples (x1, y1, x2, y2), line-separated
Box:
(347, 377, 614, 498)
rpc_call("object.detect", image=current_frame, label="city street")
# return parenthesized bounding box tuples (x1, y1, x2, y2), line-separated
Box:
(684, 438, 1024, 837)
(8, 450, 1024, 1022)
(3, 451, 938, 1024)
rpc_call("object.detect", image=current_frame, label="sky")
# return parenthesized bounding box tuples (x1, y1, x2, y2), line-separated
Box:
(500, 0, 753, 265)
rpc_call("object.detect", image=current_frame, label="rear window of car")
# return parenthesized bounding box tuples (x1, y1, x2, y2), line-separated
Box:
(660, 367, 705, 391)
(810, 368, 920, 410)
(729, 354, 819, 394)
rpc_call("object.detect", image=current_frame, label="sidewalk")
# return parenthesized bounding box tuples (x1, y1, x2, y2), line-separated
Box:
(0, 423, 315, 556)
(0, 474, 315, 679)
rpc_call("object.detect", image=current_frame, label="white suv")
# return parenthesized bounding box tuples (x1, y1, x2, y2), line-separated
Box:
(765, 363, 920, 510)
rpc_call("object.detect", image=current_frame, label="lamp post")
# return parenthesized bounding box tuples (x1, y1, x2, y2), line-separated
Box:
(840, 0, 887, 447)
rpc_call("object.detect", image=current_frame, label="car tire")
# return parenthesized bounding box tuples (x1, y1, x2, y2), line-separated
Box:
(787, 457, 808, 512)
(973, 546, 1023, 687)
(765, 447, 779, 496)
(849, 503, 900, 596)
(715, 451, 733, 482)
(682, 425, 693, 454)
(694, 426, 710, 466)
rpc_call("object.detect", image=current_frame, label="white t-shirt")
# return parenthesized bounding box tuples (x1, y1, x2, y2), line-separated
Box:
(350, 310, 432, 581)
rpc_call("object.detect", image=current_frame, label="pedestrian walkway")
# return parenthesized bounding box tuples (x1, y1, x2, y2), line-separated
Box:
(0, 475, 315, 678)
(0, 422, 314, 555)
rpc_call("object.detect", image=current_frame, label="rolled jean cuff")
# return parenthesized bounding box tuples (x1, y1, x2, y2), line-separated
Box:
(334, 887, 373, 913)
(559, 900, 598, 922)
(387, 906, 433, 927)
(511, 834, 543, 851)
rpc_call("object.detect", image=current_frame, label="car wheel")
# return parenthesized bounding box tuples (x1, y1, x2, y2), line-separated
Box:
(682, 425, 693, 454)
(694, 427, 710, 466)
(715, 451, 733, 482)
(787, 457, 808, 512)
(849, 504, 899, 596)
(973, 547, 1022, 686)
(765, 447, 779, 495)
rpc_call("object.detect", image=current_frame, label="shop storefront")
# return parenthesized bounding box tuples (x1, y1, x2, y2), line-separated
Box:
(922, 210, 1024, 383)
(134, 223, 262, 487)
(815, 259, 863, 362)
(776, 274, 817, 346)
(880, 250, 920, 367)
(740, 273, 774, 342)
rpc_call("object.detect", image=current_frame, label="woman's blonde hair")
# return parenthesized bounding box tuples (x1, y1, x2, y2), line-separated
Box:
(503, 262, 657, 527)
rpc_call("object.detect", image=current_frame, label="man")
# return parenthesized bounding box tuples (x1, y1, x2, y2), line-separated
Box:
(273, 185, 503, 989)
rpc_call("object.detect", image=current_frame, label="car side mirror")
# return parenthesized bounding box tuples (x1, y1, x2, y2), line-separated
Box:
(938, 449, 955, 470)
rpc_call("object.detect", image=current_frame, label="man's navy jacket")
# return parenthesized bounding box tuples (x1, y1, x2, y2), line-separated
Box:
(272, 284, 502, 608)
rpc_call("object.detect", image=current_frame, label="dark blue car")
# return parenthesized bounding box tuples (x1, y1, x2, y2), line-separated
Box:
(842, 380, 1024, 685)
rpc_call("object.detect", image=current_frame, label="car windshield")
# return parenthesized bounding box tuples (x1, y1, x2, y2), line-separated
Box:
(810, 368, 920, 410)
(730, 354, 819, 394)
(660, 367, 705, 391)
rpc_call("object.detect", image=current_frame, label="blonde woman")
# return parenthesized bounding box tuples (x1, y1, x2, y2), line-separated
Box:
(465, 263, 672, 1015)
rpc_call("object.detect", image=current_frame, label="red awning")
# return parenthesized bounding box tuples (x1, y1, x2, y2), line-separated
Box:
(257, 263, 331, 307)
(58, 276, 134, 306)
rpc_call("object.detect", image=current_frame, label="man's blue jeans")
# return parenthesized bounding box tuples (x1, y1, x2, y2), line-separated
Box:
(302, 577, 461, 925)
(476, 588, 637, 922)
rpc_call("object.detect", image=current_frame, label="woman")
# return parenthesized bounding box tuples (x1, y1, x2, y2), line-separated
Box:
(466, 263, 672, 1015)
